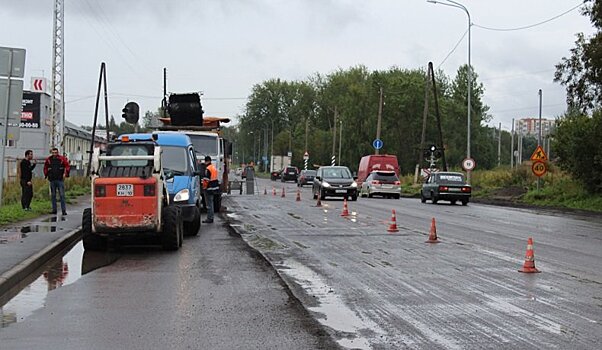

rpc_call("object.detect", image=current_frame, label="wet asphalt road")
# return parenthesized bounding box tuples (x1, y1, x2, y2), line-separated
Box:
(0, 211, 338, 349)
(228, 178, 602, 349)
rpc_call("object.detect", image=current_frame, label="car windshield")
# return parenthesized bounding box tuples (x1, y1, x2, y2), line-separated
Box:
(108, 145, 151, 167)
(438, 174, 465, 183)
(161, 146, 189, 175)
(323, 168, 352, 179)
(188, 134, 218, 156)
(373, 172, 399, 181)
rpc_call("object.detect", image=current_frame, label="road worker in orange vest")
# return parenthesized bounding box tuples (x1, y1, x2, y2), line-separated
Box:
(202, 155, 219, 223)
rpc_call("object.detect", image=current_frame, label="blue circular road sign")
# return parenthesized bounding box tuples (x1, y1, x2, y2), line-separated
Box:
(373, 139, 383, 150)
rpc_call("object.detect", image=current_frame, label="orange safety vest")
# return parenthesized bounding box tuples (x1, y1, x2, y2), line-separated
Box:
(203, 163, 219, 192)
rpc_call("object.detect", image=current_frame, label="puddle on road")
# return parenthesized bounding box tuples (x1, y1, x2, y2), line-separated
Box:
(280, 259, 386, 349)
(41, 216, 68, 223)
(0, 241, 119, 328)
(20, 225, 64, 233)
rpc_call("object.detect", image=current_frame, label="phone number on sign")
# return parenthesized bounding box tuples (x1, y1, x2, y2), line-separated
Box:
(20, 122, 40, 128)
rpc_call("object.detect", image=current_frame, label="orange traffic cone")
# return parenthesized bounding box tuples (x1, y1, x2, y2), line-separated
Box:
(519, 237, 541, 273)
(387, 209, 399, 233)
(296, 189, 301, 202)
(340, 198, 350, 217)
(425, 217, 440, 243)
(264, 187, 267, 195)
(281, 187, 286, 198)
(316, 193, 322, 207)
(272, 187, 276, 196)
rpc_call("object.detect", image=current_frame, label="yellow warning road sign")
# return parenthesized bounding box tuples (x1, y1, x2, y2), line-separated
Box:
(530, 145, 548, 161)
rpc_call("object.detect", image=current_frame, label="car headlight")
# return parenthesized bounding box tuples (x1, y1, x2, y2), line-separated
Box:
(174, 188, 190, 202)
(322, 181, 331, 188)
(351, 181, 358, 188)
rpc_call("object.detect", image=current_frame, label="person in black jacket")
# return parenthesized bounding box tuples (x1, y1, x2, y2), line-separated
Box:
(20, 150, 36, 211)
(43, 148, 70, 215)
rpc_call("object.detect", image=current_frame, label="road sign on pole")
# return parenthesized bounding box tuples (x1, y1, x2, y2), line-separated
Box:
(530, 145, 548, 161)
(531, 160, 547, 177)
(0, 47, 26, 78)
(373, 139, 383, 150)
(462, 157, 476, 171)
(1, 47, 26, 207)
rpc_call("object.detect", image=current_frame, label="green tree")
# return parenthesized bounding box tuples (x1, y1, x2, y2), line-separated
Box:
(555, 0, 602, 113)
(553, 109, 602, 192)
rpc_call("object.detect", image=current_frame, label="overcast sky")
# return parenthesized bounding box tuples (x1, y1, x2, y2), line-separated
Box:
(0, 0, 594, 132)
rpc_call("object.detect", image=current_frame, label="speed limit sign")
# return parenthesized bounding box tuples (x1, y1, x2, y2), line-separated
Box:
(462, 158, 476, 171)
(532, 160, 547, 177)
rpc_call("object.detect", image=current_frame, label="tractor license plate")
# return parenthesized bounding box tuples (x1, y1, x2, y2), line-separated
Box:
(117, 184, 134, 196)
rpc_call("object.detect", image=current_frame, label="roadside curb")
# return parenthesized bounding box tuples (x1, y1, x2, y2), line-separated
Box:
(0, 227, 82, 299)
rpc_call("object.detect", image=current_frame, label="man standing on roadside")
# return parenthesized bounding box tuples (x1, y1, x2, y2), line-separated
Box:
(202, 155, 219, 223)
(43, 148, 70, 215)
(20, 149, 36, 211)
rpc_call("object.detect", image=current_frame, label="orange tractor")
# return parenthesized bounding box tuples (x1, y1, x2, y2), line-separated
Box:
(82, 134, 183, 251)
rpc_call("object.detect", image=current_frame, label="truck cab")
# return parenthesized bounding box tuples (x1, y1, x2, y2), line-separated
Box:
(120, 133, 202, 236)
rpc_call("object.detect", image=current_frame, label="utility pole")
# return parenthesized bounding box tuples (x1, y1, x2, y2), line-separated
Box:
(51, 0, 65, 148)
(537, 89, 542, 191)
(304, 117, 308, 154)
(497, 122, 502, 167)
(338, 120, 342, 165)
(375, 87, 383, 155)
(270, 119, 274, 172)
(510, 118, 515, 169)
(331, 108, 337, 166)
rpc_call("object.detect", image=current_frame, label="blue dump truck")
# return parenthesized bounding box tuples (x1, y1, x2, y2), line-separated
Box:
(120, 132, 202, 236)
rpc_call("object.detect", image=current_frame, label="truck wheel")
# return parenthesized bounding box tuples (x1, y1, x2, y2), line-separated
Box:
(184, 206, 200, 236)
(162, 206, 181, 251)
(82, 208, 106, 251)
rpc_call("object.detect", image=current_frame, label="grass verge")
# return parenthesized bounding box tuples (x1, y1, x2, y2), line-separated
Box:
(0, 176, 91, 225)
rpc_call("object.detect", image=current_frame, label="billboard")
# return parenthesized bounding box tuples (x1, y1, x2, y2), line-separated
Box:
(21, 91, 40, 128)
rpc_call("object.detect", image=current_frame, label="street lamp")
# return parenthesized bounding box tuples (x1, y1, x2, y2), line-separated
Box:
(427, 0, 472, 182)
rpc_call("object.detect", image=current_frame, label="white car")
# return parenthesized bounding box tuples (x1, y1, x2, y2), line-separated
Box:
(360, 171, 401, 199)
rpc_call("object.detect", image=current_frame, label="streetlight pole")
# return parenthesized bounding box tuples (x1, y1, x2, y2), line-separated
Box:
(427, 0, 472, 182)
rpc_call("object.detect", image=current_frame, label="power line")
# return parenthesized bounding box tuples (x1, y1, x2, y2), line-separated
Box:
(473, 2, 584, 32)
(437, 28, 468, 69)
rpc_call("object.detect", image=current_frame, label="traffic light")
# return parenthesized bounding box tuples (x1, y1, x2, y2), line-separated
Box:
(425, 145, 443, 159)
(122, 102, 140, 124)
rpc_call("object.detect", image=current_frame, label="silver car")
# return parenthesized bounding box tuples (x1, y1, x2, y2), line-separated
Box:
(359, 171, 401, 199)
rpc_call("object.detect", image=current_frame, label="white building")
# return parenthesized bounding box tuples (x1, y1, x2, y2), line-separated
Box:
(2, 91, 106, 179)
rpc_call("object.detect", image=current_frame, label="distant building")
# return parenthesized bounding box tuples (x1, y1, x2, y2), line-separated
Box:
(514, 118, 556, 137)
(2, 91, 106, 179)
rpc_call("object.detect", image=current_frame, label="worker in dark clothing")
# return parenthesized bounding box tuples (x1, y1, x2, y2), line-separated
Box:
(43, 148, 70, 215)
(202, 155, 219, 223)
(20, 149, 36, 211)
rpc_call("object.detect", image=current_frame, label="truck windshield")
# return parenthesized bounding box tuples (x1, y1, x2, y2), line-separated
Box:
(161, 146, 189, 175)
(188, 134, 218, 156)
(108, 145, 151, 167)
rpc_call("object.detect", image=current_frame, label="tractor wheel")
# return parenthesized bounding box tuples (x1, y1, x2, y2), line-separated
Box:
(184, 206, 201, 236)
(162, 206, 181, 251)
(82, 208, 106, 251)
